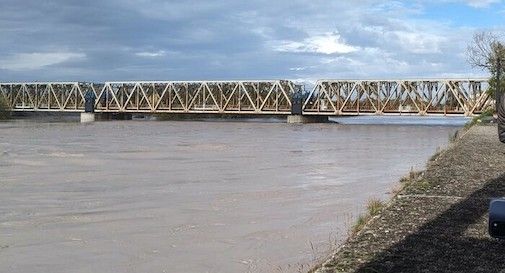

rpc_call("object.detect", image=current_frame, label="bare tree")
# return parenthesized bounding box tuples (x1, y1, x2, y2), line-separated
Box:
(467, 32, 505, 143)
(468, 32, 504, 70)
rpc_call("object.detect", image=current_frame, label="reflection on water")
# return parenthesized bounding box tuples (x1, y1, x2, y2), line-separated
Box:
(0, 119, 458, 273)
(332, 115, 469, 126)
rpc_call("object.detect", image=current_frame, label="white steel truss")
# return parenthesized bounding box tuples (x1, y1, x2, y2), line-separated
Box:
(0, 80, 295, 114)
(0, 79, 493, 116)
(0, 82, 86, 112)
(302, 79, 492, 116)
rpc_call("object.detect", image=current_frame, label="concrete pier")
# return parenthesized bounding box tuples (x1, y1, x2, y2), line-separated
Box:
(287, 115, 329, 124)
(80, 112, 95, 123)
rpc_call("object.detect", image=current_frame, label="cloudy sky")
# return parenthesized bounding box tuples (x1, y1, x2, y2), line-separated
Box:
(0, 0, 504, 82)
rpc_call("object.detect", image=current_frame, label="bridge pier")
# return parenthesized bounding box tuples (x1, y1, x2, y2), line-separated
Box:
(80, 112, 95, 123)
(288, 89, 328, 123)
(81, 91, 96, 123)
(287, 115, 329, 124)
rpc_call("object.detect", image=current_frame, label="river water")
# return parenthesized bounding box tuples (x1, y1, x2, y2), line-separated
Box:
(0, 118, 459, 273)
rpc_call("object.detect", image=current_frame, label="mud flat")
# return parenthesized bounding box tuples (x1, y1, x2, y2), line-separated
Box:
(314, 125, 505, 273)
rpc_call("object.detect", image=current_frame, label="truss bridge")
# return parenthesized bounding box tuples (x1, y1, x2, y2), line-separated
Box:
(0, 79, 493, 117)
(303, 79, 492, 116)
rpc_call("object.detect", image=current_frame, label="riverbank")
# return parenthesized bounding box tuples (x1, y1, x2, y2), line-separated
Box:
(313, 125, 505, 273)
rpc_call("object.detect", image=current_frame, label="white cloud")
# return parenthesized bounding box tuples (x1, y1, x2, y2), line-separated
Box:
(393, 31, 447, 54)
(289, 67, 305, 71)
(464, 0, 500, 8)
(437, 0, 500, 8)
(135, 50, 166, 57)
(272, 32, 359, 55)
(0, 52, 85, 71)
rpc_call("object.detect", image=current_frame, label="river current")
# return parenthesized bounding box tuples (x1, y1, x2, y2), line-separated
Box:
(0, 118, 460, 272)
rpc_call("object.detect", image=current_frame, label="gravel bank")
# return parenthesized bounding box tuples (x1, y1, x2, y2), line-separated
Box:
(314, 125, 505, 273)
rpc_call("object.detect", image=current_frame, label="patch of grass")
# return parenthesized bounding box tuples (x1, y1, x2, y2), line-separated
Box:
(351, 198, 386, 234)
(0, 95, 10, 120)
(367, 199, 385, 216)
(399, 176, 410, 183)
(396, 169, 424, 195)
(352, 215, 368, 234)
(413, 179, 432, 192)
(464, 108, 494, 129)
(409, 168, 422, 180)
(401, 168, 423, 183)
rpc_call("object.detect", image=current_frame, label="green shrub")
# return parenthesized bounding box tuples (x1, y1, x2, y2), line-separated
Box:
(464, 107, 495, 129)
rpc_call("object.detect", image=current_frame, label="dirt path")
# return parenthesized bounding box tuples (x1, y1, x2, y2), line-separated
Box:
(314, 125, 505, 273)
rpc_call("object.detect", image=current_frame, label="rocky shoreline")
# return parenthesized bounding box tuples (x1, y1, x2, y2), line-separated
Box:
(313, 125, 505, 273)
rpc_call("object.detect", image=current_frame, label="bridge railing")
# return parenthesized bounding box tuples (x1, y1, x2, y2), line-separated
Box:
(0, 80, 296, 114)
(302, 79, 492, 116)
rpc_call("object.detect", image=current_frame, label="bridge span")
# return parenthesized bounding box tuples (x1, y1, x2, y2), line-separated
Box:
(0, 79, 492, 117)
(304, 79, 491, 117)
(0, 80, 295, 115)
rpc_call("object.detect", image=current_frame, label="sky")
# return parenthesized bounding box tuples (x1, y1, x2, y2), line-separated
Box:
(0, 0, 504, 83)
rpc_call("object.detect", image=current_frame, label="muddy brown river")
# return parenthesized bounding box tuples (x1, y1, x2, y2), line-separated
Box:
(0, 119, 459, 272)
